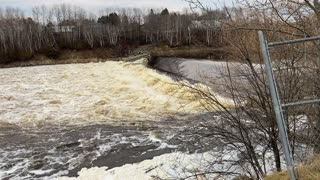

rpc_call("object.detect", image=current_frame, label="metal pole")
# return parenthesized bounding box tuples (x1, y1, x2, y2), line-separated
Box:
(269, 35, 320, 47)
(258, 31, 296, 180)
(282, 99, 320, 108)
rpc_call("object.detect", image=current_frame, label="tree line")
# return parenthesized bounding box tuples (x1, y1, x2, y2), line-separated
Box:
(0, 4, 225, 63)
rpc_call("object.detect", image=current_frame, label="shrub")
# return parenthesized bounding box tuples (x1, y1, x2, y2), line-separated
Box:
(45, 48, 61, 59)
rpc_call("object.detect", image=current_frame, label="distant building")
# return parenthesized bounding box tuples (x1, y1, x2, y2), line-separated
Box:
(51, 25, 75, 33)
(190, 20, 221, 30)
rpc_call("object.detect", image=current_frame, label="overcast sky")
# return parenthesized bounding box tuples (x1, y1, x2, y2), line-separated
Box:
(0, 0, 236, 13)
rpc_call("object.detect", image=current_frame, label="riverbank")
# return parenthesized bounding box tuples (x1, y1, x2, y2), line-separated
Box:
(264, 156, 320, 180)
(150, 46, 225, 60)
(0, 45, 226, 68)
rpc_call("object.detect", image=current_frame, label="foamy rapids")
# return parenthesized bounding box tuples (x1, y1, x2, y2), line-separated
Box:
(0, 59, 233, 126)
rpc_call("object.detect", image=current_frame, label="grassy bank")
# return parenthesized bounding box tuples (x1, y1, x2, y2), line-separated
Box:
(0, 45, 227, 68)
(265, 156, 320, 180)
(150, 45, 225, 60)
(0, 48, 119, 68)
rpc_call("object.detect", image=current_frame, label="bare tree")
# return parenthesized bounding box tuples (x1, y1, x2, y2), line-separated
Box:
(173, 0, 320, 178)
(0, 4, 228, 62)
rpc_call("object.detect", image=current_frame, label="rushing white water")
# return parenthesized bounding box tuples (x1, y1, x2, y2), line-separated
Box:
(0, 59, 236, 180)
(0, 59, 233, 126)
(58, 150, 239, 180)
(56, 143, 281, 180)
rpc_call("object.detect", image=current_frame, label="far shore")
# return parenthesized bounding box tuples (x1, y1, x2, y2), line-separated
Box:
(0, 45, 226, 68)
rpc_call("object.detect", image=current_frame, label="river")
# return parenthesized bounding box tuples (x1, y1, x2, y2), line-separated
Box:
(0, 58, 237, 179)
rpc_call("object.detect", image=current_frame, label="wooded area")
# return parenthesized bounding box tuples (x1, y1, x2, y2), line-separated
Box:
(0, 5, 225, 63)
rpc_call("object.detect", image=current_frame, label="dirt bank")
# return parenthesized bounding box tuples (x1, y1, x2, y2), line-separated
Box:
(150, 46, 226, 60)
(0, 45, 226, 68)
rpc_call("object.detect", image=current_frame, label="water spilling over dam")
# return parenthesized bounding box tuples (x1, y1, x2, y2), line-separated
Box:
(0, 59, 232, 127)
(0, 59, 235, 179)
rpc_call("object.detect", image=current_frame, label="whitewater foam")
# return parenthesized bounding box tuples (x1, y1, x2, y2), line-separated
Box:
(0, 59, 233, 126)
(57, 150, 239, 180)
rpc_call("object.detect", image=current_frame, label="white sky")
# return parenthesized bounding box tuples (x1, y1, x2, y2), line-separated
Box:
(0, 0, 236, 13)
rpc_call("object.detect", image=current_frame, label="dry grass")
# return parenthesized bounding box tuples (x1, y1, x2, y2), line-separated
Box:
(0, 48, 121, 68)
(150, 45, 226, 60)
(265, 155, 320, 180)
(0, 57, 117, 68)
(2, 45, 224, 68)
